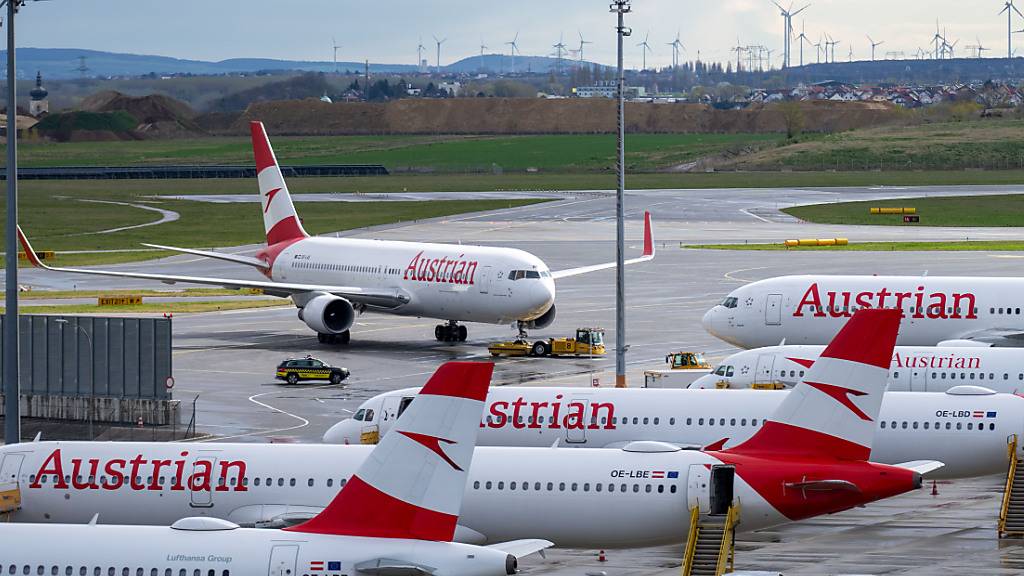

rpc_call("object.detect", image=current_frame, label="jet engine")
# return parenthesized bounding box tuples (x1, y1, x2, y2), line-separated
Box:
(298, 294, 356, 335)
(523, 304, 556, 330)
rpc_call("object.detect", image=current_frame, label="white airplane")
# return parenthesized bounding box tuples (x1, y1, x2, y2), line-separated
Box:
(17, 121, 654, 344)
(690, 344, 1024, 392)
(325, 377, 1017, 480)
(702, 274, 1024, 349)
(0, 362, 553, 576)
(0, 310, 935, 548)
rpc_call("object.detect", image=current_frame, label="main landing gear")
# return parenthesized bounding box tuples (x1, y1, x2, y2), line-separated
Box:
(318, 330, 351, 345)
(435, 321, 468, 343)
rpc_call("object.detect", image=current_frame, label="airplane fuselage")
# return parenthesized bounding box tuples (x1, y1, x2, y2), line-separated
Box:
(702, 275, 1024, 348)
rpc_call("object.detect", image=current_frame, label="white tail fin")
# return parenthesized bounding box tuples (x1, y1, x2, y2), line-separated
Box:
(250, 121, 308, 246)
(286, 362, 493, 540)
(727, 308, 901, 460)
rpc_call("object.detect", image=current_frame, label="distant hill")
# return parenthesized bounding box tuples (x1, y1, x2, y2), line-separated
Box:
(1, 48, 600, 80)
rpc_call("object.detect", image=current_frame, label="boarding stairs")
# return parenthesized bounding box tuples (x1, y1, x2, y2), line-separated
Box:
(682, 504, 739, 576)
(999, 434, 1024, 537)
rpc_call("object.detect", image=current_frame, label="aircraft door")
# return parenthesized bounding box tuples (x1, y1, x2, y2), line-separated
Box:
(0, 453, 24, 486)
(765, 294, 783, 326)
(686, 464, 711, 514)
(478, 266, 493, 295)
(268, 544, 299, 576)
(753, 354, 776, 386)
(910, 367, 926, 392)
(709, 466, 735, 516)
(564, 397, 590, 444)
(188, 452, 219, 508)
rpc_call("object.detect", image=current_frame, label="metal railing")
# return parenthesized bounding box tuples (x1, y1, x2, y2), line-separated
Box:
(999, 434, 1019, 537)
(681, 506, 701, 576)
(715, 504, 740, 576)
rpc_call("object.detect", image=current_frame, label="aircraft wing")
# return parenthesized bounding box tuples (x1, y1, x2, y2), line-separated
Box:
(140, 243, 269, 269)
(354, 559, 436, 576)
(17, 226, 409, 308)
(550, 211, 654, 280)
(953, 328, 1024, 347)
(487, 539, 555, 559)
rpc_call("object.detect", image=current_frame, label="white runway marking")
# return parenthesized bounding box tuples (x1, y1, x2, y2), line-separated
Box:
(723, 266, 768, 283)
(193, 391, 310, 442)
(739, 208, 772, 223)
(75, 199, 180, 234)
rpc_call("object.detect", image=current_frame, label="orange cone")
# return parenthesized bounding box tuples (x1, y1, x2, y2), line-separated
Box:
(598, 550, 606, 562)
(931, 480, 938, 496)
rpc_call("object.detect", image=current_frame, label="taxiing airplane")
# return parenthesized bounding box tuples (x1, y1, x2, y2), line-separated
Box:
(18, 121, 654, 344)
(0, 362, 553, 576)
(702, 274, 1024, 348)
(690, 343, 1024, 392)
(0, 310, 934, 548)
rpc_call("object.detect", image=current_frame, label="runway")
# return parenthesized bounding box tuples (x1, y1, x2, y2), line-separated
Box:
(13, 183, 1024, 573)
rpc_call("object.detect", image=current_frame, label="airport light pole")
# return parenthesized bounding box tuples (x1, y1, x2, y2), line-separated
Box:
(2, 0, 29, 445)
(611, 0, 630, 388)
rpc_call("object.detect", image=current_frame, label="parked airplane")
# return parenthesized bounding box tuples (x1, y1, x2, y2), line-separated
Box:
(17, 121, 654, 344)
(690, 344, 1024, 392)
(325, 375, 1015, 480)
(702, 274, 1024, 348)
(0, 362, 553, 576)
(0, 310, 934, 548)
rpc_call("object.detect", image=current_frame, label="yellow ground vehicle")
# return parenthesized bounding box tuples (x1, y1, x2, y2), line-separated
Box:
(666, 351, 712, 370)
(488, 328, 606, 358)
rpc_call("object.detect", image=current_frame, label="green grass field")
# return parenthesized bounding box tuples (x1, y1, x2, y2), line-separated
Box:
(1, 300, 290, 315)
(783, 194, 1024, 227)
(6, 133, 781, 172)
(686, 241, 1024, 251)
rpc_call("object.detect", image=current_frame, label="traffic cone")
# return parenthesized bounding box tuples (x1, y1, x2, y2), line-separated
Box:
(931, 480, 938, 496)
(598, 550, 606, 562)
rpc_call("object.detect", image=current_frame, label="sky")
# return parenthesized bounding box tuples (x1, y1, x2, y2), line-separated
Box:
(12, 0, 1024, 68)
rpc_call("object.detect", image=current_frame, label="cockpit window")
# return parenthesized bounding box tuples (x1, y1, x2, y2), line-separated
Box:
(354, 408, 366, 421)
(364, 409, 375, 422)
(714, 365, 727, 376)
(509, 270, 542, 281)
(721, 297, 738, 309)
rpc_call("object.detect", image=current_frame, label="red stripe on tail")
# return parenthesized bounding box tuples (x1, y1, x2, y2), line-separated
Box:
(419, 362, 493, 402)
(819, 308, 901, 369)
(284, 475, 458, 540)
(266, 216, 307, 246)
(250, 121, 277, 173)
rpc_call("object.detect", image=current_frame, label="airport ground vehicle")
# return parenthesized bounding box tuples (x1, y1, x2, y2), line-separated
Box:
(642, 351, 712, 388)
(0, 311, 932, 548)
(275, 356, 350, 384)
(488, 328, 605, 357)
(17, 122, 654, 346)
(703, 274, 1024, 348)
(0, 363, 551, 576)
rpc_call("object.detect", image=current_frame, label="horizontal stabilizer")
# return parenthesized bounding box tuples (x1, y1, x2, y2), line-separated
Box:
(895, 460, 945, 475)
(487, 539, 555, 559)
(141, 243, 269, 269)
(784, 479, 861, 493)
(354, 559, 436, 576)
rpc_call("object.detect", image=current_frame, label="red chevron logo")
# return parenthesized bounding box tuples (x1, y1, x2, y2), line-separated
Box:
(786, 357, 815, 369)
(398, 430, 462, 471)
(264, 187, 282, 213)
(805, 381, 872, 421)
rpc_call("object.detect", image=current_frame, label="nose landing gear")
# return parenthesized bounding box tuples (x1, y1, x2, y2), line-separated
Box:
(435, 321, 468, 343)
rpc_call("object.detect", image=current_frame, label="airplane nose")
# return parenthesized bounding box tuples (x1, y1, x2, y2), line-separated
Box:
(322, 419, 356, 444)
(701, 308, 717, 336)
(538, 279, 556, 310)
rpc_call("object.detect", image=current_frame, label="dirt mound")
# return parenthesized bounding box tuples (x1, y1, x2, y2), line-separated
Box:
(79, 91, 202, 136)
(222, 98, 903, 136)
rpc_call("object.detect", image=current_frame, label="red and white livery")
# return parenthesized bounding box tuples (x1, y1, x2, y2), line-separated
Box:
(18, 122, 655, 344)
(702, 274, 1024, 348)
(0, 362, 554, 576)
(0, 311, 933, 548)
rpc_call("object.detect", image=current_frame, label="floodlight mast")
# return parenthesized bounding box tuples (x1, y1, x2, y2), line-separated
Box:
(610, 0, 630, 387)
(1, 0, 30, 445)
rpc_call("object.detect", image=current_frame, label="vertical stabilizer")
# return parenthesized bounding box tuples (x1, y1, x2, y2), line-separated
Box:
(286, 362, 493, 540)
(250, 121, 308, 245)
(726, 308, 901, 460)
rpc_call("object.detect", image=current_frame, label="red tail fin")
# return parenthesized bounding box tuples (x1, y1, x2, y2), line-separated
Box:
(286, 362, 492, 540)
(250, 121, 307, 246)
